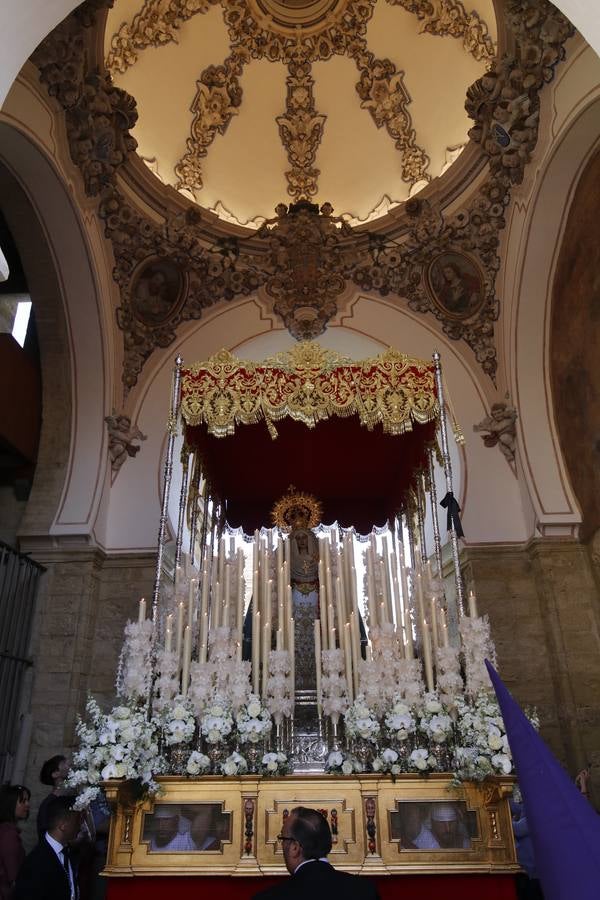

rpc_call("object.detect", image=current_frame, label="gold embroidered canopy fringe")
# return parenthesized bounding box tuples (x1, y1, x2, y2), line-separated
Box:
(179, 342, 439, 440)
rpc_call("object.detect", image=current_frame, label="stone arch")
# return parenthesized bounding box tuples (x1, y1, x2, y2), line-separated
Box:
(508, 87, 600, 537)
(0, 122, 108, 543)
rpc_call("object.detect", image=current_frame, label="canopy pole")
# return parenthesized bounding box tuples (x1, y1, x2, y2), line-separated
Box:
(152, 354, 183, 628)
(427, 449, 444, 582)
(432, 351, 465, 619)
(174, 447, 190, 568)
(188, 456, 202, 564)
(416, 476, 428, 566)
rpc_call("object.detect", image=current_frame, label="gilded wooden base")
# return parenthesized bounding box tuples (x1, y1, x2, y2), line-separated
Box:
(103, 774, 518, 877)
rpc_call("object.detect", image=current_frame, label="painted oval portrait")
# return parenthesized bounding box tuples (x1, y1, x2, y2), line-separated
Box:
(131, 257, 186, 326)
(426, 251, 485, 320)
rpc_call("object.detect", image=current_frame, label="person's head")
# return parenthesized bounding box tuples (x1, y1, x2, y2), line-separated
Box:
(40, 755, 68, 789)
(400, 803, 423, 843)
(151, 806, 179, 847)
(46, 796, 81, 846)
(442, 264, 461, 284)
(279, 807, 332, 874)
(0, 784, 31, 824)
(430, 803, 459, 848)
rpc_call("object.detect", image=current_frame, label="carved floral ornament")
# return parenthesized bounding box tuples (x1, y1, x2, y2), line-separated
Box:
(31, 0, 573, 392)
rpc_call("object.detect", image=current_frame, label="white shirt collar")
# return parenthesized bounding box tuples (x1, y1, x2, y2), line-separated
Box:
(45, 833, 66, 855)
(294, 858, 329, 874)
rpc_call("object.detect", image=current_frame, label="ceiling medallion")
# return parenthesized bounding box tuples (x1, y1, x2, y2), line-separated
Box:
(247, 0, 351, 37)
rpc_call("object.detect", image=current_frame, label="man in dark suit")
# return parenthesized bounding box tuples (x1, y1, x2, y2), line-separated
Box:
(15, 795, 81, 900)
(253, 806, 379, 900)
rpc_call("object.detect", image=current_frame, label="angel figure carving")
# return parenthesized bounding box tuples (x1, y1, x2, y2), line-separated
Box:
(473, 400, 518, 466)
(105, 413, 147, 474)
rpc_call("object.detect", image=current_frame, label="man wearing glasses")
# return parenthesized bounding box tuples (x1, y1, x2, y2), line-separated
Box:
(254, 806, 379, 899)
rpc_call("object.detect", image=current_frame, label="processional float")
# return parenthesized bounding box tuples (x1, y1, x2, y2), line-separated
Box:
(70, 343, 521, 879)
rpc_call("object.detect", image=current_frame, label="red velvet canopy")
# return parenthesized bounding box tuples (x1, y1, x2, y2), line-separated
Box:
(179, 344, 439, 533)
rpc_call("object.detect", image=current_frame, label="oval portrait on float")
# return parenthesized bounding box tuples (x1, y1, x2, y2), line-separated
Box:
(130, 257, 186, 326)
(425, 251, 485, 320)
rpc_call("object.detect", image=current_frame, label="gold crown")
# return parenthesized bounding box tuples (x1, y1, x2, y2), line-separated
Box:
(271, 486, 322, 531)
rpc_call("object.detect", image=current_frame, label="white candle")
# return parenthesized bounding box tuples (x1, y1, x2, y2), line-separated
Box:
(335, 577, 346, 658)
(314, 621, 322, 715)
(422, 620, 434, 692)
(223, 560, 231, 629)
(440, 608, 449, 647)
(236, 549, 244, 658)
(366, 548, 377, 630)
(468, 589, 479, 618)
(138, 597, 146, 624)
(262, 620, 271, 697)
(276, 628, 283, 651)
(175, 601, 184, 665)
(199, 611, 208, 663)
(187, 578, 197, 628)
(165, 626, 172, 654)
(252, 610, 260, 693)
(181, 625, 192, 695)
(289, 618, 295, 698)
(344, 622, 353, 703)
(430, 596, 439, 652)
(350, 611, 360, 697)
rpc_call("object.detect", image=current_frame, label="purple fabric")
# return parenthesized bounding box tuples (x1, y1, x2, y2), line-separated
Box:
(485, 660, 600, 900)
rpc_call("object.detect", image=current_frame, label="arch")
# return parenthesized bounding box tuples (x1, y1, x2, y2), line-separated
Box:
(102, 291, 528, 553)
(0, 121, 108, 541)
(507, 67, 600, 536)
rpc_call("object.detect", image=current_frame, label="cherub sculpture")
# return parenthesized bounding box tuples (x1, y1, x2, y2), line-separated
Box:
(105, 413, 147, 474)
(473, 399, 518, 466)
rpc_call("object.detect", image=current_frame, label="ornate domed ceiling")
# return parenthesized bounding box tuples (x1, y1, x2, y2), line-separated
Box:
(104, 0, 497, 226)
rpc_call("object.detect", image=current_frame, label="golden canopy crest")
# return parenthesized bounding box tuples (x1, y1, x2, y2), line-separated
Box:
(271, 486, 323, 531)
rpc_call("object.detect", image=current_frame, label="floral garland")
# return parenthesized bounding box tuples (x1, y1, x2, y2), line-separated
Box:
(325, 750, 363, 775)
(220, 751, 248, 776)
(186, 750, 211, 776)
(454, 691, 513, 781)
(373, 747, 403, 775)
(260, 752, 289, 775)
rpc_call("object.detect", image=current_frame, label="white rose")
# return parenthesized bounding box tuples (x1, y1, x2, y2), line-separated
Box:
(372, 758, 382, 772)
(223, 761, 237, 776)
(492, 753, 512, 775)
(207, 729, 220, 743)
(425, 699, 442, 714)
(488, 734, 503, 751)
(211, 705, 224, 717)
(113, 763, 127, 778)
(391, 764, 402, 775)
(187, 760, 200, 775)
(113, 706, 131, 720)
(119, 727, 134, 743)
(267, 760, 278, 772)
(415, 757, 427, 771)
(172, 705, 187, 720)
(247, 701, 262, 718)
(393, 702, 410, 716)
(111, 744, 126, 761)
(328, 751, 343, 768)
(341, 760, 354, 775)
(382, 748, 398, 764)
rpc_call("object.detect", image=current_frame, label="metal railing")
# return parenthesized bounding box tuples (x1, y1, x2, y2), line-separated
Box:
(0, 540, 44, 783)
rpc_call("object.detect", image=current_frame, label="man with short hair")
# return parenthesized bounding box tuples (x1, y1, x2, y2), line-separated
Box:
(15, 795, 81, 900)
(37, 754, 69, 841)
(253, 806, 379, 899)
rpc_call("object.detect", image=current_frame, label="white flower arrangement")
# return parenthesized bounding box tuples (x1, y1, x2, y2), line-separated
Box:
(384, 697, 416, 742)
(417, 692, 454, 744)
(200, 695, 234, 744)
(266, 650, 294, 723)
(459, 615, 497, 696)
(220, 751, 248, 776)
(325, 750, 364, 775)
(408, 747, 438, 773)
(66, 696, 162, 808)
(344, 695, 381, 743)
(161, 694, 196, 746)
(454, 691, 513, 781)
(235, 694, 272, 745)
(115, 620, 154, 702)
(153, 649, 179, 713)
(186, 750, 211, 776)
(372, 747, 403, 775)
(260, 752, 289, 775)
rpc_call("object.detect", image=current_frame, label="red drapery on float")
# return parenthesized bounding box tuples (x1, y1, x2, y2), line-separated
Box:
(179, 343, 439, 532)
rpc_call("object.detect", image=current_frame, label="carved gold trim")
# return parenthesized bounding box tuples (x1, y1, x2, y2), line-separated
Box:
(179, 343, 439, 438)
(386, 0, 496, 62)
(271, 487, 323, 531)
(277, 61, 326, 201)
(106, 0, 220, 75)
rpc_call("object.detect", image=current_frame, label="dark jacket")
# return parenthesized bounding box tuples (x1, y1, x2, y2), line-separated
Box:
(0, 822, 25, 900)
(14, 838, 76, 900)
(253, 859, 380, 900)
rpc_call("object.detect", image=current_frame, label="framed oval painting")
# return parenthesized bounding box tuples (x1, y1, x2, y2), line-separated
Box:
(130, 257, 186, 326)
(425, 251, 485, 320)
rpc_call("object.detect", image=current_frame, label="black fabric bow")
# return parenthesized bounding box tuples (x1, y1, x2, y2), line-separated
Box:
(440, 491, 464, 538)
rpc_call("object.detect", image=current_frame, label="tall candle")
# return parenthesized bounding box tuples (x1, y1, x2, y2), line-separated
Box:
(199, 610, 208, 663)
(138, 597, 146, 624)
(223, 560, 231, 629)
(366, 549, 377, 630)
(344, 622, 353, 703)
(188, 578, 197, 628)
(335, 577, 346, 659)
(422, 620, 434, 692)
(175, 601, 184, 665)
(350, 611, 360, 697)
(430, 596, 439, 652)
(289, 618, 295, 698)
(468, 589, 479, 618)
(181, 625, 192, 695)
(252, 610, 260, 693)
(382, 536, 394, 624)
(440, 608, 449, 647)
(314, 621, 322, 714)
(165, 626, 173, 654)
(236, 549, 244, 658)
(262, 620, 271, 697)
